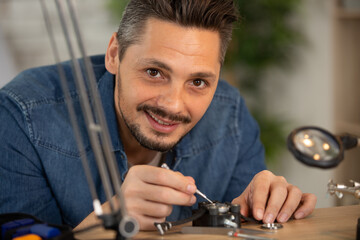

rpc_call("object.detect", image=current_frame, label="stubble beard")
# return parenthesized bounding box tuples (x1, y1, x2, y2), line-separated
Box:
(116, 75, 191, 152)
(119, 107, 182, 152)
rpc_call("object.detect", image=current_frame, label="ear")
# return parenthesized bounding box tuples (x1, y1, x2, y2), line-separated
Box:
(105, 32, 120, 74)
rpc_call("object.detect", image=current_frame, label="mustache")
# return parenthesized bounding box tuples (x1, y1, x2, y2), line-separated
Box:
(137, 104, 191, 124)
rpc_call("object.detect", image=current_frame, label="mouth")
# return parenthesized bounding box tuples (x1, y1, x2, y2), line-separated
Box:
(145, 110, 180, 134)
(147, 111, 174, 125)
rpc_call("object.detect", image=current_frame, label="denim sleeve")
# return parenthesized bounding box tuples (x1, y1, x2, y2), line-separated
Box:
(223, 97, 267, 201)
(0, 96, 62, 224)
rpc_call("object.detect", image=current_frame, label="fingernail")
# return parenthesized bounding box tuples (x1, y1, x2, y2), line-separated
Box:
(264, 213, 274, 223)
(190, 195, 196, 204)
(256, 209, 264, 219)
(278, 213, 288, 223)
(187, 184, 196, 193)
(295, 211, 304, 219)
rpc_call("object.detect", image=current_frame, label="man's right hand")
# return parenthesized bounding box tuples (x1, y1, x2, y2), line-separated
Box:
(122, 165, 197, 230)
(75, 165, 196, 231)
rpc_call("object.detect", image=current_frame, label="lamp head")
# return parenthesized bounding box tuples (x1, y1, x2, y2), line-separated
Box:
(287, 126, 346, 168)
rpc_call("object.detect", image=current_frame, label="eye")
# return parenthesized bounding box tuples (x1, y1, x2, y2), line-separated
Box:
(146, 68, 161, 78)
(191, 79, 206, 88)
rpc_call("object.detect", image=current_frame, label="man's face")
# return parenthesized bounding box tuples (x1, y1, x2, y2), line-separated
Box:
(113, 18, 221, 152)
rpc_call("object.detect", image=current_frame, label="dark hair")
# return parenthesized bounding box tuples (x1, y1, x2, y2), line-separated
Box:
(117, 0, 238, 64)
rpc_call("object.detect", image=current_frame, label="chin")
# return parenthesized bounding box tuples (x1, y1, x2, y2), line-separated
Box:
(139, 141, 176, 152)
(138, 133, 183, 152)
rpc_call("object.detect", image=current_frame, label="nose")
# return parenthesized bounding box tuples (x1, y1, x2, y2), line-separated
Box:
(155, 83, 186, 114)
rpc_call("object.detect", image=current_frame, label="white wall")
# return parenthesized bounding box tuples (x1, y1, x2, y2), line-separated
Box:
(0, 0, 117, 77)
(264, 0, 335, 208)
(0, 27, 16, 87)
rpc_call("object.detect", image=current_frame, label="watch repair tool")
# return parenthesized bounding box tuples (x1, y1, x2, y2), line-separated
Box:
(181, 226, 274, 236)
(160, 163, 214, 204)
(154, 201, 242, 235)
(192, 202, 241, 228)
(195, 189, 214, 204)
(261, 223, 283, 230)
(228, 231, 277, 240)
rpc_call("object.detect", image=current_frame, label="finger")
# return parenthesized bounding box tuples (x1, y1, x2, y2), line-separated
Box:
(127, 198, 173, 218)
(131, 165, 197, 194)
(294, 193, 317, 219)
(262, 179, 288, 223)
(140, 182, 196, 206)
(175, 172, 195, 184)
(184, 176, 195, 184)
(251, 171, 273, 220)
(276, 185, 302, 223)
(232, 194, 250, 217)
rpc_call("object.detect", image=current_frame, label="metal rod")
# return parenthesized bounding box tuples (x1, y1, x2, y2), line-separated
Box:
(54, 0, 116, 212)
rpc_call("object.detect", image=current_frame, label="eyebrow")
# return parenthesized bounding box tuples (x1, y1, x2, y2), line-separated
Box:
(137, 58, 217, 81)
(189, 71, 217, 81)
(137, 58, 173, 73)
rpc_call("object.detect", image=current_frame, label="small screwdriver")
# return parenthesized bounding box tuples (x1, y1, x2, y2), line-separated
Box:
(160, 163, 214, 204)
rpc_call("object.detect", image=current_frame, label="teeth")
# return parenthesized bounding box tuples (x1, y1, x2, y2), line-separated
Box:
(148, 112, 172, 126)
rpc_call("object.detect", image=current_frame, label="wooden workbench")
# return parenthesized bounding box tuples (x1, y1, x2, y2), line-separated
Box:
(75, 204, 360, 240)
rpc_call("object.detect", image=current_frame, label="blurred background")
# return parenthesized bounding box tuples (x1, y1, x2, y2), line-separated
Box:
(0, 0, 359, 209)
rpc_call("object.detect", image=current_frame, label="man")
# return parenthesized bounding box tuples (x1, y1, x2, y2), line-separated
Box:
(0, 0, 316, 230)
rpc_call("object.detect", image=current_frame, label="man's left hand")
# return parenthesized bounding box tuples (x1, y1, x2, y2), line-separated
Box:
(232, 170, 317, 223)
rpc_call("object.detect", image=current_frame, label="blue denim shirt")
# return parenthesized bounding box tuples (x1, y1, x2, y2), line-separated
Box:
(0, 55, 266, 228)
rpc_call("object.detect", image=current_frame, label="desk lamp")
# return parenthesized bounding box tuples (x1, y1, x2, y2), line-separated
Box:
(287, 126, 360, 198)
(287, 126, 359, 169)
(287, 126, 360, 239)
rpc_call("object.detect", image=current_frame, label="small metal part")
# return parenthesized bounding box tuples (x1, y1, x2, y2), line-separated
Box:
(160, 163, 170, 169)
(93, 199, 103, 216)
(261, 223, 283, 230)
(208, 205, 219, 215)
(193, 202, 242, 228)
(224, 219, 238, 228)
(327, 179, 360, 199)
(217, 203, 230, 213)
(154, 222, 172, 235)
(230, 204, 240, 213)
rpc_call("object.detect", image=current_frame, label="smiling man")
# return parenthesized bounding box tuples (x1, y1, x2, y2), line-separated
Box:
(0, 0, 316, 231)
(113, 18, 220, 157)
